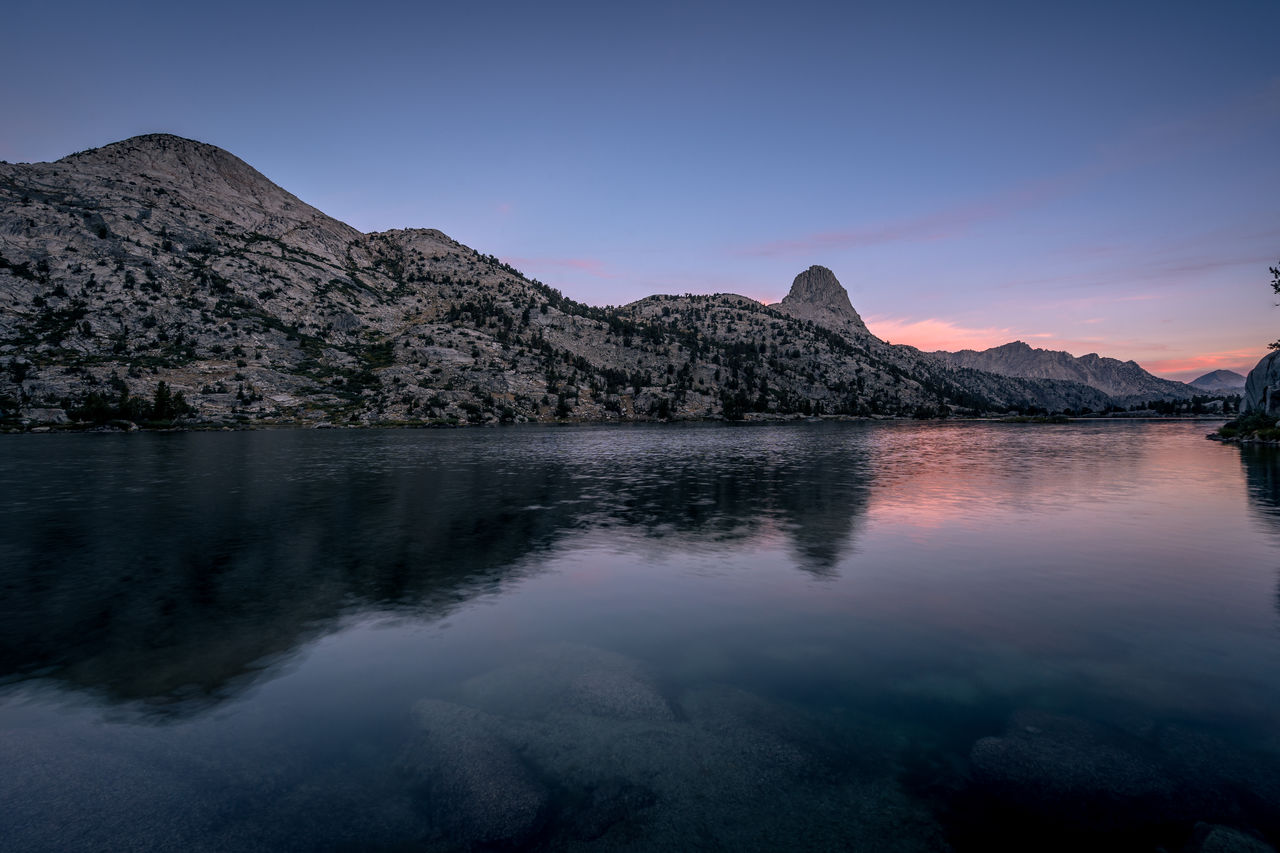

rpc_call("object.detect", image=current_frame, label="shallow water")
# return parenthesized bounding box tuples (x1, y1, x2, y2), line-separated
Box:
(1, 421, 1277, 851)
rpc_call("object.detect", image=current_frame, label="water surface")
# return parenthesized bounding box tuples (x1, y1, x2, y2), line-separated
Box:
(1, 421, 1277, 851)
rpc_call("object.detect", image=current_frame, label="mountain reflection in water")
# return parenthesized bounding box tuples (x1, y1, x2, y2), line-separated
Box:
(2, 421, 1279, 853)
(0, 425, 870, 710)
(1238, 443, 1280, 620)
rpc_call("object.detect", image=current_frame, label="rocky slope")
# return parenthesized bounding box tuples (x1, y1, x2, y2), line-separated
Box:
(1189, 369, 1246, 393)
(1, 134, 1127, 428)
(933, 340, 1196, 404)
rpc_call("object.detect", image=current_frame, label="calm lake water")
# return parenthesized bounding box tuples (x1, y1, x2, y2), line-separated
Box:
(1, 421, 1278, 852)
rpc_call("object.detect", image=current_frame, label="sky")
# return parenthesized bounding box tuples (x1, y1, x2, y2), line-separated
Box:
(3, 0, 1278, 380)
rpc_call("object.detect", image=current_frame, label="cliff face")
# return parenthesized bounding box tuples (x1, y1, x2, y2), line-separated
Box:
(1243, 352, 1280, 414)
(0, 134, 1127, 427)
(933, 341, 1196, 403)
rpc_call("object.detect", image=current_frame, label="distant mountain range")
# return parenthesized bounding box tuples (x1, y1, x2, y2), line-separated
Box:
(932, 341, 1197, 405)
(1188, 369, 1246, 393)
(0, 134, 1213, 427)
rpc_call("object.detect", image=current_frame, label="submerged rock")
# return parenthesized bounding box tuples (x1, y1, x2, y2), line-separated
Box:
(965, 711, 1280, 848)
(409, 669, 947, 851)
(457, 643, 675, 722)
(969, 710, 1175, 829)
(1187, 823, 1277, 853)
(402, 699, 547, 846)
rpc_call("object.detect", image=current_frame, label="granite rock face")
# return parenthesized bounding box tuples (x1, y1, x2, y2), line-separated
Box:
(1243, 351, 1280, 414)
(776, 264, 868, 333)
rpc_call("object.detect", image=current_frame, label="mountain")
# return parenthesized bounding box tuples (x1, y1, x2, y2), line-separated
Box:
(0, 134, 1119, 428)
(1189, 369, 1245, 393)
(932, 341, 1196, 403)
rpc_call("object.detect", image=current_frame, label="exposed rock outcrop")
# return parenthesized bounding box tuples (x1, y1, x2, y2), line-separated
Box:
(1243, 352, 1280, 414)
(776, 264, 868, 334)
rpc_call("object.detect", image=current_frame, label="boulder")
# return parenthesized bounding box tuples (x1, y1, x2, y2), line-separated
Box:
(968, 710, 1175, 830)
(1186, 823, 1277, 853)
(1243, 351, 1280, 414)
(457, 643, 675, 722)
(402, 699, 547, 846)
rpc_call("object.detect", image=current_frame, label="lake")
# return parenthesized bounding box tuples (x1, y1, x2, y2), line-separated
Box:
(1, 420, 1278, 852)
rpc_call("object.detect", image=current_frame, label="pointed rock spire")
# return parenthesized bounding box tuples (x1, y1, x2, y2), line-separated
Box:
(776, 265, 867, 333)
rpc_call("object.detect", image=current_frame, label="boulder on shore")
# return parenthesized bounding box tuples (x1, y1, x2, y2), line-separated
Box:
(1243, 351, 1280, 414)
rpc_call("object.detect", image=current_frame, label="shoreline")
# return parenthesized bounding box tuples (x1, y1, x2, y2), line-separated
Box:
(1, 413, 1232, 435)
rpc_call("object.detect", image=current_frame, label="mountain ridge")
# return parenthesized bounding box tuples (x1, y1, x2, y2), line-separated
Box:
(0, 134, 1190, 428)
(932, 340, 1196, 403)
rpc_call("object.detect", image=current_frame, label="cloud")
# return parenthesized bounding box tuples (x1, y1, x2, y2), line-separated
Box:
(740, 80, 1280, 260)
(739, 172, 1083, 257)
(501, 256, 620, 280)
(863, 316, 1023, 352)
(1143, 348, 1266, 381)
(1093, 78, 1280, 172)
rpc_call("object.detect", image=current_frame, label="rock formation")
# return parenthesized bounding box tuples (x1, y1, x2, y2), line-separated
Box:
(775, 264, 868, 334)
(1243, 352, 1280, 414)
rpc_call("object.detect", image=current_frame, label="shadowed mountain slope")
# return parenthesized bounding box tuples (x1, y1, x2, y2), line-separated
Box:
(933, 341, 1196, 403)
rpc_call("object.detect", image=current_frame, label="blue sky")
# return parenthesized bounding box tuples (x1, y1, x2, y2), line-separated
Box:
(4, 0, 1277, 378)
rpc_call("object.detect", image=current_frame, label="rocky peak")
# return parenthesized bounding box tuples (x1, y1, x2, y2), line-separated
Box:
(54, 133, 361, 256)
(61, 134, 275, 198)
(776, 265, 867, 333)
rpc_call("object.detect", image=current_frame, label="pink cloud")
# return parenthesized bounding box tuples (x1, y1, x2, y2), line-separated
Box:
(1144, 349, 1266, 381)
(863, 316, 1023, 352)
(862, 317, 1239, 378)
(740, 171, 1085, 257)
(502, 256, 621, 280)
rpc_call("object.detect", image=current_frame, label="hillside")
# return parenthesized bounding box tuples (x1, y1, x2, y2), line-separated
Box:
(1, 134, 1121, 428)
